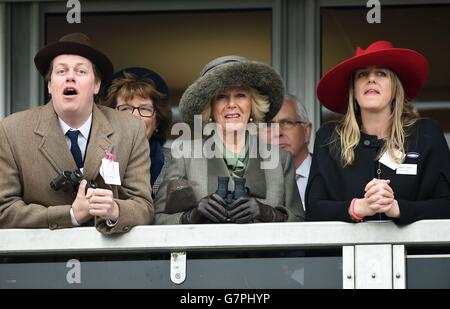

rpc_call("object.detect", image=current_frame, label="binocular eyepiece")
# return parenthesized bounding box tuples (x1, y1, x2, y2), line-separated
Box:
(216, 176, 249, 211)
(50, 169, 97, 193)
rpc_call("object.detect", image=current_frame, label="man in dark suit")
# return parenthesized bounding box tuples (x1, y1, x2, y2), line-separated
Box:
(0, 33, 153, 234)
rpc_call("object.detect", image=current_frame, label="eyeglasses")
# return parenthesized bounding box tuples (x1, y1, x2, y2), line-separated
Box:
(116, 105, 155, 117)
(270, 119, 308, 129)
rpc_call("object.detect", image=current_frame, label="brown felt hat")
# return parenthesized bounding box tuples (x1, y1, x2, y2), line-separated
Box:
(34, 32, 113, 83)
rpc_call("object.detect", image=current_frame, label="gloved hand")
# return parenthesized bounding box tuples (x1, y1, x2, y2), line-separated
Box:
(181, 193, 228, 224)
(228, 197, 287, 223)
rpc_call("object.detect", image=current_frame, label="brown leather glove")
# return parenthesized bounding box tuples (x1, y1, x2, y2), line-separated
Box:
(181, 193, 228, 224)
(228, 197, 287, 223)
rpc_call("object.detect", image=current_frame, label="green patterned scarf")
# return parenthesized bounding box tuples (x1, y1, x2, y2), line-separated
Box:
(222, 137, 249, 178)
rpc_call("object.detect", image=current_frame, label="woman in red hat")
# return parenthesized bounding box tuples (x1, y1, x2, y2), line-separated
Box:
(306, 41, 450, 223)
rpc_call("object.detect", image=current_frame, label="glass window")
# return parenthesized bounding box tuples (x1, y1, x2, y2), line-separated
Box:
(407, 255, 450, 288)
(1, 250, 342, 288)
(46, 10, 272, 119)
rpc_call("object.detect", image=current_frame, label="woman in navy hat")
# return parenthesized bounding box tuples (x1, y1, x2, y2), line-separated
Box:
(306, 41, 450, 224)
(102, 67, 172, 198)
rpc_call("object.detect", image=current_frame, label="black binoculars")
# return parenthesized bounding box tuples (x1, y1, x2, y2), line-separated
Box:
(215, 176, 249, 211)
(50, 169, 97, 193)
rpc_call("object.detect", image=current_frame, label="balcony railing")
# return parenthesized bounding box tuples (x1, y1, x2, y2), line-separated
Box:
(1, 220, 450, 288)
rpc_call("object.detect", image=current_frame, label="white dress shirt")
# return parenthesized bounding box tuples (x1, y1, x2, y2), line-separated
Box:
(296, 153, 312, 210)
(58, 114, 92, 226)
(58, 113, 92, 165)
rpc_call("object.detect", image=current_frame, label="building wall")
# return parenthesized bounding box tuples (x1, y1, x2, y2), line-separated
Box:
(1, 0, 449, 145)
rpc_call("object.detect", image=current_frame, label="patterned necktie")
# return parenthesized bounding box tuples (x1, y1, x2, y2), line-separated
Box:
(66, 130, 83, 169)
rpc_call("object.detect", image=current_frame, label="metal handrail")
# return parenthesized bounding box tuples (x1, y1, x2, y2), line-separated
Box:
(1, 220, 450, 255)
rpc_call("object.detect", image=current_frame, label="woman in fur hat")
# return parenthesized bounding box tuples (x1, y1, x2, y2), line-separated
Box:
(154, 56, 304, 224)
(306, 41, 450, 224)
(102, 67, 172, 199)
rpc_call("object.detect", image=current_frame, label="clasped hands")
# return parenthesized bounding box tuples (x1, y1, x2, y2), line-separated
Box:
(71, 180, 120, 224)
(353, 178, 400, 219)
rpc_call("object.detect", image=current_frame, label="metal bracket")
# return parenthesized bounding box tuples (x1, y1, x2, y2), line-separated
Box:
(343, 246, 355, 289)
(355, 244, 392, 288)
(170, 251, 186, 284)
(393, 245, 406, 289)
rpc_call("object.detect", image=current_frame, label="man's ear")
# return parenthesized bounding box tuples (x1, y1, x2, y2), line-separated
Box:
(47, 80, 52, 96)
(94, 80, 101, 95)
(304, 123, 312, 144)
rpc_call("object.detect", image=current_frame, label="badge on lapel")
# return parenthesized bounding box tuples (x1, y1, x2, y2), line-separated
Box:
(397, 152, 419, 175)
(406, 152, 420, 160)
(100, 151, 121, 185)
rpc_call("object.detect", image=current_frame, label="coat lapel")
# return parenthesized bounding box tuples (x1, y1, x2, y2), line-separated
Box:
(35, 102, 78, 174)
(205, 134, 266, 198)
(83, 105, 113, 181)
(206, 156, 230, 195)
(243, 135, 266, 198)
(35, 102, 113, 180)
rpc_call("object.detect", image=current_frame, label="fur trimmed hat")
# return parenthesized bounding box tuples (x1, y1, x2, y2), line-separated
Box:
(179, 55, 284, 127)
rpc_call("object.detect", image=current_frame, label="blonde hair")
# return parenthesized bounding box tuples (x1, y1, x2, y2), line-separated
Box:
(201, 86, 270, 125)
(336, 68, 419, 167)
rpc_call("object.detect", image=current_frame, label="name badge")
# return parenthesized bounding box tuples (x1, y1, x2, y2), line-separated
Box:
(396, 164, 417, 175)
(100, 157, 121, 185)
(379, 149, 405, 171)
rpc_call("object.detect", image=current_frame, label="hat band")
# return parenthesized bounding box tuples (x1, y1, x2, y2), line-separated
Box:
(201, 59, 243, 77)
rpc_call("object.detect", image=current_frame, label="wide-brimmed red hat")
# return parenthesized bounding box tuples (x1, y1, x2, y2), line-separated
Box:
(317, 40, 429, 114)
(34, 32, 113, 83)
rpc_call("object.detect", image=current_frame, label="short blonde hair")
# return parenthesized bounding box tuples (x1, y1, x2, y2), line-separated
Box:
(201, 86, 270, 125)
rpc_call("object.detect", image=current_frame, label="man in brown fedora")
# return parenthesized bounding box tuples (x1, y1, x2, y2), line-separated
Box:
(0, 33, 153, 234)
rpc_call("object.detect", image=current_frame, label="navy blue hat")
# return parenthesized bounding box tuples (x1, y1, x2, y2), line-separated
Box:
(100, 66, 169, 101)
